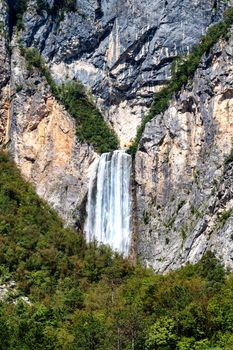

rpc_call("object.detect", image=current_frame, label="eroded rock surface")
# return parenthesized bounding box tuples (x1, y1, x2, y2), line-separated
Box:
(0, 0, 232, 273)
(0, 0, 10, 145)
(20, 0, 228, 147)
(135, 33, 233, 272)
(8, 40, 98, 225)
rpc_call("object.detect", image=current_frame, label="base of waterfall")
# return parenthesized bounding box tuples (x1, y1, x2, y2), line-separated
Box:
(84, 150, 132, 256)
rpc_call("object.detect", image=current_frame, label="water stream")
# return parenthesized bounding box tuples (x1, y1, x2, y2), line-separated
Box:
(85, 150, 132, 256)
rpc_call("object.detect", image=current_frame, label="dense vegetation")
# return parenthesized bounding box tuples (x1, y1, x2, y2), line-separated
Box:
(58, 82, 119, 153)
(20, 47, 119, 154)
(128, 7, 233, 156)
(0, 152, 233, 349)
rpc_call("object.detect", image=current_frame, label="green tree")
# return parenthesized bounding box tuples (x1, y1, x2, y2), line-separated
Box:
(145, 317, 177, 350)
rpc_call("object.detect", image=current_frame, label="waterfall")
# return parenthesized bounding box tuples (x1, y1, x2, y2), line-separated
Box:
(85, 150, 132, 256)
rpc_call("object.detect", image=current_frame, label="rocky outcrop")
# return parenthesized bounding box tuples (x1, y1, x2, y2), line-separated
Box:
(0, 280, 31, 304)
(20, 0, 229, 147)
(135, 32, 233, 272)
(8, 39, 98, 225)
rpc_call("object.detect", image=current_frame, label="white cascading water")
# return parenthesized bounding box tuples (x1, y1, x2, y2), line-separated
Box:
(85, 150, 132, 256)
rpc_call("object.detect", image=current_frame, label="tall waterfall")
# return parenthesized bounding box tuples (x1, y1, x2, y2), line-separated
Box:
(85, 150, 132, 256)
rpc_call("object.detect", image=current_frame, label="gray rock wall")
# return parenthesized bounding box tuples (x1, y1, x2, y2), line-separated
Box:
(20, 0, 228, 147)
(135, 32, 233, 272)
(0, 2, 98, 227)
(0, 0, 232, 272)
(0, 0, 10, 145)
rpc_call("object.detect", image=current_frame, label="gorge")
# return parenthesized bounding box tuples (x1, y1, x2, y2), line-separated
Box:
(0, 0, 233, 348)
(0, 0, 232, 272)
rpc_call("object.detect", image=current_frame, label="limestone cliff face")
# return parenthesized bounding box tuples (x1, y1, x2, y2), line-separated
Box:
(0, 1, 98, 227)
(135, 33, 233, 272)
(0, 0, 10, 145)
(8, 40, 97, 225)
(0, 0, 232, 272)
(20, 0, 228, 147)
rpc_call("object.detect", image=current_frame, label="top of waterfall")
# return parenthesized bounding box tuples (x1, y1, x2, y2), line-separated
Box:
(101, 150, 131, 157)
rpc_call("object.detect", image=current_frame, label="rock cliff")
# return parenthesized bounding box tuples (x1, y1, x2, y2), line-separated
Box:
(20, 0, 228, 147)
(0, 0, 232, 272)
(0, 0, 10, 145)
(8, 39, 97, 225)
(135, 33, 233, 272)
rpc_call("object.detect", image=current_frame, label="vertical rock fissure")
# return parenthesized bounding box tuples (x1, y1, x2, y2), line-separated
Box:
(6, 0, 15, 39)
(7, 0, 22, 38)
(85, 150, 132, 256)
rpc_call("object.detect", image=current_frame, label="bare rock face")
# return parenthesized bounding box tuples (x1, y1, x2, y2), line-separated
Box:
(135, 33, 233, 272)
(8, 40, 98, 225)
(0, 0, 99, 227)
(0, 0, 10, 145)
(0, 0, 10, 88)
(0, 0, 232, 273)
(20, 0, 228, 147)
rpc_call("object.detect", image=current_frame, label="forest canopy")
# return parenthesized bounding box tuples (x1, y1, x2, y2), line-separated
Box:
(0, 152, 233, 349)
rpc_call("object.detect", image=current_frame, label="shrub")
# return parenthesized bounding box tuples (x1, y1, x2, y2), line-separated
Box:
(16, 84, 23, 93)
(218, 209, 232, 226)
(225, 149, 233, 165)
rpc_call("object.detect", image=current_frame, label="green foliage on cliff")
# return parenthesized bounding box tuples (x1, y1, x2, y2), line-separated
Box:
(225, 148, 233, 165)
(36, 0, 77, 20)
(1, 152, 233, 349)
(128, 7, 233, 156)
(58, 82, 119, 153)
(11, 0, 76, 32)
(11, 0, 29, 30)
(20, 47, 119, 154)
(20, 47, 57, 95)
